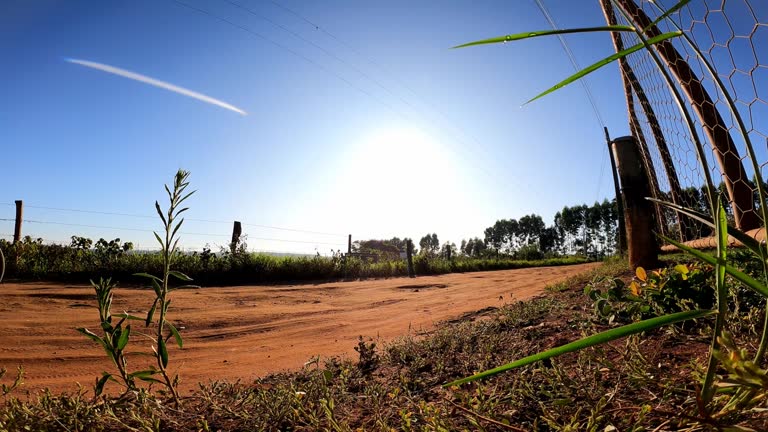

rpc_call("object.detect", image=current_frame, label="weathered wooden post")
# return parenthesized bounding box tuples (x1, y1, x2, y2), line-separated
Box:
(230, 221, 242, 253)
(605, 128, 627, 254)
(13, 200, 23, 244)
(612, 136, 660, 269)
(406, 239, 415, 278)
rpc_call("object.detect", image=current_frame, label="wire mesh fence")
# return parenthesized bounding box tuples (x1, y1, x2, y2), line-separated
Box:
(604, 0, 768, 246)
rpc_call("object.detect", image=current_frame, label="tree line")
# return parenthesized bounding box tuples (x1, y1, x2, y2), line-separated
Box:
(353, 199, 620, 261)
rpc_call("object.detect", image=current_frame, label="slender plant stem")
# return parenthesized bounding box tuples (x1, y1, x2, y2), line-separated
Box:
(702, 205, 728, 404)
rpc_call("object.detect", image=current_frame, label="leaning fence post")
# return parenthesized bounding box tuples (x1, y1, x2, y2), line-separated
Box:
(13, 200, 23, 244)
(611, 136, 660, 269)
(605, 128, 627, 254)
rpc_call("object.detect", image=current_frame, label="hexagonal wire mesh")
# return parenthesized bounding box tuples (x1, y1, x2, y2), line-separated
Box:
(604, 0, 767, 246)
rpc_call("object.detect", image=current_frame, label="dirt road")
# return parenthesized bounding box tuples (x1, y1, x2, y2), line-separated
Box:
(0, 263, 597, 395)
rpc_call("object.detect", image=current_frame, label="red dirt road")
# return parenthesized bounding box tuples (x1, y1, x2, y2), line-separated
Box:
(0, 263, 597, 395)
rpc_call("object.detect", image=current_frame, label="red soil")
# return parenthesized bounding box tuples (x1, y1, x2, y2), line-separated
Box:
(0, 263, 598, 395)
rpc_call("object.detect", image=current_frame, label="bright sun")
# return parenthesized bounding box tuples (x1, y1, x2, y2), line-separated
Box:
(330, 126, 471, 239)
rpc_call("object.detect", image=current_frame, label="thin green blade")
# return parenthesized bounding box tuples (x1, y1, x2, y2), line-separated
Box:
(116, 325, 131, 351)
(145, 299, 158, 327)
(158, 338, 169, 368)
(166, 322, 184, 348)
(444, 308, 714, 387)
(453, 25, 635, 49)
(525, 31, 682, 105)
(644, 0, 691, 32)
(168, 270, 193, 282)
(649, 197, 767, 256)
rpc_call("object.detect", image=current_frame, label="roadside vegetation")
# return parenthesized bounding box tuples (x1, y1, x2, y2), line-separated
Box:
(0, 237, 588, 285)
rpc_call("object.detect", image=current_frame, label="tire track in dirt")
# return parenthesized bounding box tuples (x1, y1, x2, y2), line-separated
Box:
(0, 263, 598, 395)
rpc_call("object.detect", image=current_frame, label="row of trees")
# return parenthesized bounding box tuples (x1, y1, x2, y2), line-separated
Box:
(483, 200, 619, 258)
(351, 199, 620, 261)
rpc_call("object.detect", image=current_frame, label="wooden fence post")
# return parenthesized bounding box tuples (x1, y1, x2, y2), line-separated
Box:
(13, 200, 23, 244)
(406, 239, 415, 278)
(612, 136, 660, 269)
(605, 128, 627, 254)
(230, 221, 242, 253)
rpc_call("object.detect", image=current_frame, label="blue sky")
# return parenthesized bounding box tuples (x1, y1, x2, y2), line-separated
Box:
(1, 0, 633, 253)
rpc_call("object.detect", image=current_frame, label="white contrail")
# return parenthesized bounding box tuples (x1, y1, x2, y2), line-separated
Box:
(65, 58, 247, 116)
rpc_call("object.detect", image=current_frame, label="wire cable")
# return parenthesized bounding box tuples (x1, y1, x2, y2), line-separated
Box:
(174, 0, 506, 188)
(533, 0, 606, 129)
(532, 0, 609, 201)
(264, 0, 504, 185)
(16, 204, 346, 236)
(4, 218, 346, 246)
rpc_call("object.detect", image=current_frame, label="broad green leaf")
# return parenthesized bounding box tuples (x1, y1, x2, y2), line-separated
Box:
(154, 231, 164, 249)
(166, 322, 184, 348)
(644, 0, 691, 32)
(444, 309, 714, 387)
(128, 369, 158, 379)
(151, 279, 162, 297)
(168, 270, 193, 282)
(94, 373, 112, 397)
(453, 25, 635, 49)
(159, 338, 169, 368)
(77, 327, 110, 355)
(525, 31, 682, 104)
(146, 299, 158, 327)
(117, 325, 131, 350)
(661, 235, 768, 299)
(171, 218, 184, 240)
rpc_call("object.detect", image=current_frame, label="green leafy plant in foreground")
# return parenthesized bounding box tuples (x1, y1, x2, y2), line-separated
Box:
(134, 169, 196, 404)
(77, 278, 145, 396)
(78, 170, 194, 404)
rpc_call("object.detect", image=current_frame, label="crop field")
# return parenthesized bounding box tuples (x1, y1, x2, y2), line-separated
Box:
(0, 263, 597, 395)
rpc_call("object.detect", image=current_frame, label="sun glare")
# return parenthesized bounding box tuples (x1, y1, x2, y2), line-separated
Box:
(331, 126, 470, 239)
